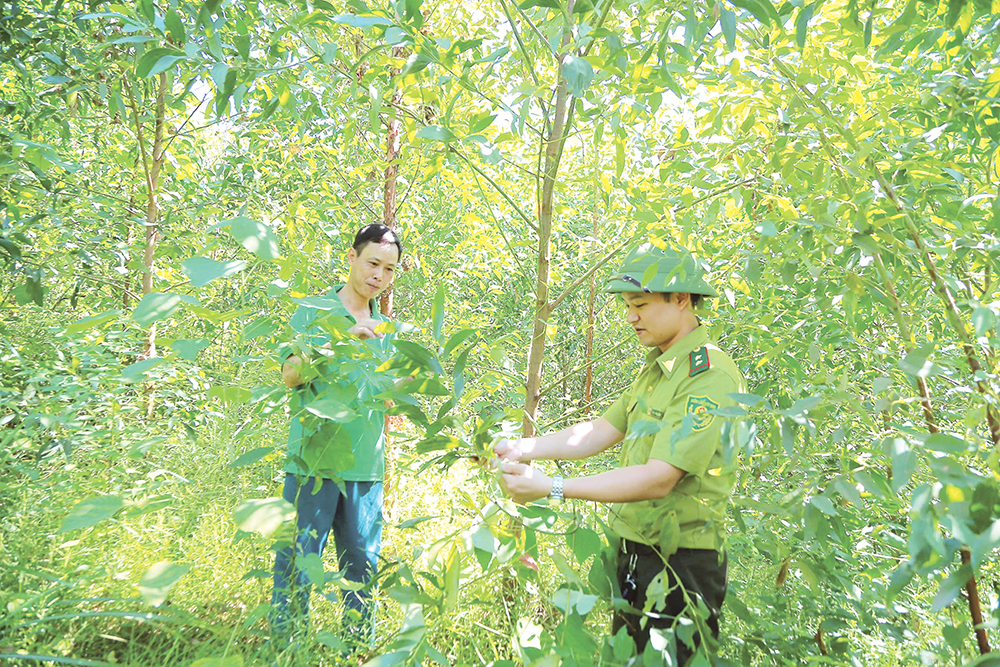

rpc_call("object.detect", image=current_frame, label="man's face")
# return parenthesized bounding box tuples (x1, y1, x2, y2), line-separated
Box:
(621, 291, 687, 352)
(347, 238, 400, 299)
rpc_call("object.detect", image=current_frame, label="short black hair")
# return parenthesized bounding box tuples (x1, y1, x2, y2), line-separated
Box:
(352, 224, 402, 260)
(663, 292, 702, 308)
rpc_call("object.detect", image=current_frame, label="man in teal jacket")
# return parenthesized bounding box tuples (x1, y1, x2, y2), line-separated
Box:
(271, 224, 401, 646)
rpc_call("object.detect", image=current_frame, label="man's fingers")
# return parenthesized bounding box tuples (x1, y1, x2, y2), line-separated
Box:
(499, 462, 526, 475)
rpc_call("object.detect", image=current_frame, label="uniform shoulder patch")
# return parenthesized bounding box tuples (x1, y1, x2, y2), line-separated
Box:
(689, 347, 711, 377)
(687, 395, 719, 432)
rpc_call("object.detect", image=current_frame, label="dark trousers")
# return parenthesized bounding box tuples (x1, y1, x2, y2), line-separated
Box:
(270, 474, 383, 645)
(613, 541, 727, 665)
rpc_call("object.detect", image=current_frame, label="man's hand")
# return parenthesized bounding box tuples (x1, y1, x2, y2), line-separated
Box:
(494, 438, 527, 463)
(499, 462, 552, 504)
(348, 317, 384, 340)
(282, 355, 305, 388)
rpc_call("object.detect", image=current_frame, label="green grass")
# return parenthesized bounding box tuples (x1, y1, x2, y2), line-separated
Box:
(2, 403, 996, 667)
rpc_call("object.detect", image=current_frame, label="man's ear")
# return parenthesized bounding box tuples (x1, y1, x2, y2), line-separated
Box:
(347, 247, 357, 263)
(671, 292, 693, 309)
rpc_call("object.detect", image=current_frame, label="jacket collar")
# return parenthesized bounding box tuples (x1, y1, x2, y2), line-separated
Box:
(645, 325, 710, 376)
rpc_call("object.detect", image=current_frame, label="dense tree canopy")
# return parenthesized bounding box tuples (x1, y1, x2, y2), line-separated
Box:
(2, 0, 1000, 665)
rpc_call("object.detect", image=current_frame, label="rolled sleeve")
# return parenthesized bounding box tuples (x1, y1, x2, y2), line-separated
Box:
(648, 370, 738, 477)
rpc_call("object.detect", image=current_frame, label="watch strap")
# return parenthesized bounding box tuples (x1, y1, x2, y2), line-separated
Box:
(550, 475, 564, 501)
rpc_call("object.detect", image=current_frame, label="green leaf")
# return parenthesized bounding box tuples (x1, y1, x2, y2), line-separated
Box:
(972, 306, 995, 336)
(755, 220, 777, 237)
(399, 377, 451, 396)
(431, 284, 445, 344)
(210, 62, 230, 91)
(165, 10, 186, 43)
(730, 392, 766, 408)
(393, 339, 444, 374)
(304, 398, 357, 422)
(442, 328, 476, 357)
(883, 436, 917, 493)
(401, 52, 432, 76)
(182, 256, 247, 287)
(945, 0, 966, 27)
(60, 495, 123, 532)
(212, 216, 281, 260)
(932, 563, 972, 611)
(404, 0, 423, 26)
(551, 587, 599, 616)
(959, 652, 1000, 667)
(24, 270, 44, 305)
(444, 546, 460, 611)
(519, 0, 560, 7)
(385, 26, 412, 46)
(562, 55, 594, 97)
(291, 296, 350, 313)
(796, 3, 815, 49)
(833, 476, 863, 506)
(424, 645, 449, 667)
(242, 317, 276, 341)
(397, 515, 436, 530)
(209, 386, 252, 404)
(170, 338, 210, 361)
(121, 357, 165, 382)
(360, 651, 410, 667)
(137, 561, 191, 606)
(66, 309, 121, 335)
(941, 624, 967, 652)
(923, 433, 969, 454)
(898, 347, 945, 378)
(136, 48, 188, 78)
(809, 495, 837, 516)
(331, 13, 393, 28)
(416, 125, 457, 142)
(854, 470, 890, 499)
(719, 8, 736, 48)
(728, 0, 778, 25)
(315, 631, 348, 651)
(233, 497, 295, 537)
(106, 35, 154, 45)
(133, 292, 183, 327)
(0, 236, 21, 260)
(567, 527, 603, 563)
(468, 112, 496, 134)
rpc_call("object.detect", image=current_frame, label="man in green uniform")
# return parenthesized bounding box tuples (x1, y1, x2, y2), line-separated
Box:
(496, 242, 746, 665)
(271, 224, 401, 645)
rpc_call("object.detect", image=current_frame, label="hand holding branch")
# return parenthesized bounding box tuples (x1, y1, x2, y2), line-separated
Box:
(499, 462, 552, 504)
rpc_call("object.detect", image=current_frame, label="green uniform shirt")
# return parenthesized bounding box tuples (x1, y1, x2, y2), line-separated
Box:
(602, 325, 746, 552)
(282, 286, 394, 482)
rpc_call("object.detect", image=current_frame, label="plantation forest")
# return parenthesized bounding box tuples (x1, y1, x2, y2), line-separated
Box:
(2, 0, 1000, 665)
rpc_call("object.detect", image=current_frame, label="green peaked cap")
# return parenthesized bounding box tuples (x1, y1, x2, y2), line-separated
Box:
(604, 243, 719, 297)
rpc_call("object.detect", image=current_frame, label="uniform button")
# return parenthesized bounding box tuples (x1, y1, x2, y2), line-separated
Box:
(647, 386, 653, 392)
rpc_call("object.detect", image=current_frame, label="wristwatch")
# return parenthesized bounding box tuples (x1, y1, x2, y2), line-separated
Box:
(549, 475, 564, 503)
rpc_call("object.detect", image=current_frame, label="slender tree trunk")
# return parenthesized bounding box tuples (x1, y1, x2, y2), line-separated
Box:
(379, 45, 405, 318)
(123, 192, 135, 309)
(583, 188, 600, 414)
(522, 3, 575, 436)
(961, 547, 991, 655)
(126, 72, 167, 419)
(381, 46, 406, 522)
(871, 252, 937, 433)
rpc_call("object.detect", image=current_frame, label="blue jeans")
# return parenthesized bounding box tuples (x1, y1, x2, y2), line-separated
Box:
(270, 474, 383, 644)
